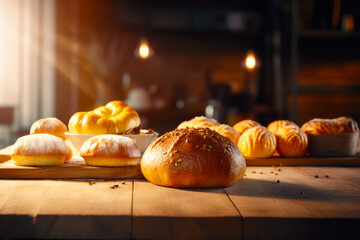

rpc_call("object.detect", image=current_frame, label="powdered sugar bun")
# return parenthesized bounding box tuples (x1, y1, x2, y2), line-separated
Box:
(80, 135, 141, 167)
(11, 134, 73, 166)
(30, 118, 68, 140)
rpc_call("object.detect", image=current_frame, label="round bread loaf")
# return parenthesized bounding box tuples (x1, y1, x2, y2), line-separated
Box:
(80, 135, 141, 167)
(141, 128, 246, 188)
(30, 118, 68, 140)
(68, 100, 141, 135)
(276, 125, 308, 157)
(233, 119, 261, 136)
(11, 134, 73, 166)
(238, 126, 276, 158)
(267, 120, 297, 135)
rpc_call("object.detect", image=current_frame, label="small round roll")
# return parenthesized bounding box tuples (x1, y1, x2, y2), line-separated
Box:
(267, 120, 297, 135)
(233, 120, 261, 136)
(177, 116, 220, 129)
(276, 125, 308, 157)
(212, 124, 240, 145)
(238, 126, 276, 158)
(30, 118, 68, 140)
(141, 128, 246, 188)
(80, 135, 141, 167)
(11, 134, 73, 166)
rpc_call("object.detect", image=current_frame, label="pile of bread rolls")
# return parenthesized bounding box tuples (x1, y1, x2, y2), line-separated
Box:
(11, 100, 142, 167)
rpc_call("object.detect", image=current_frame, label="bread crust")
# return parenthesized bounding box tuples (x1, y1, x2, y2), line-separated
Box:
(276, 126, 308, 157)
(267, 120, 297, 135)
(141, 128, 246, 188)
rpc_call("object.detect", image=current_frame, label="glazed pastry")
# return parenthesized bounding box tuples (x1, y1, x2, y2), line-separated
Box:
(301, 116, 359, 135)
(80, 135, 141, 167)
(267, 120, 297, 135)
(30, 118, 68, 140)
(11, 134, 73, 166)
(276, 125, 308, 157)
(68, 100, 141, 135)
(237, 126, 276, 158)
(233, 120, 261, 136)
(141, 128, 246, 188)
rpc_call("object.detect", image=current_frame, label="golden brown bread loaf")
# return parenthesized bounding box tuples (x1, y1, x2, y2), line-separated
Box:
(275, 125, 308, 157)
(80, 135, 141, 167)
(177, 116, 240, 145)
(11, 134, 73, 166)
(267, 120, 297, 135)
(233, 119, 261, 136)
(141, 128, 246, 188)
(301, 116, 359, 135)
(68, 100, 141, 135)
(30, 118, 68, 140)
(237, 126, 277, 158)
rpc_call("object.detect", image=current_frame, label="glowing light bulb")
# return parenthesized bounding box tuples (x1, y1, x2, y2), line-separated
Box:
(245, 50, 256, 71)
(135, 37, 153, 60)
(139, 42, 150, 59)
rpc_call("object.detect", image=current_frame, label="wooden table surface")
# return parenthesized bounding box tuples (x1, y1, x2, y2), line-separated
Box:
(1, 166, 359, 239)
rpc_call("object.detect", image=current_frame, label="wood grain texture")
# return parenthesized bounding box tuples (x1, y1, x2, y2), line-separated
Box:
(0, 158, 143, 179)
(225, 166, 360, 239)
(245, 155, 360, 166)
(132, 181, 242, 240)
(0, 180, 57, 238)
(36, 180, 133, 239)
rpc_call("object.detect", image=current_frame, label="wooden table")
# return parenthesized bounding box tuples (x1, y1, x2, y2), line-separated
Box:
(1, 166, 359, 239)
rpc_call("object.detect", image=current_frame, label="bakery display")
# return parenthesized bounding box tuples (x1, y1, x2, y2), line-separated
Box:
(275, 125, 308, 157)
(233, 119, 261, 136)
(30, 117, 68, 140)
(177, 116, 240, 144)
(68, 100, 141, 135)
(238, 126, 277, 158)
(301, 116, 359, 135)
(141, 128, 246, 188)
(267, 120, 297, 135)
(11, 134, 73, 166)
(80, 135, 141, 167)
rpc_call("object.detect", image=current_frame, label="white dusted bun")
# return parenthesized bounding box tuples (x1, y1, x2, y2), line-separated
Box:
(11, 134, 72, 166)
(80, 135, 141, 167)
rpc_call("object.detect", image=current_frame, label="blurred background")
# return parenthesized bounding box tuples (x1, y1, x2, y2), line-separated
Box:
(0, 0, 359, 148)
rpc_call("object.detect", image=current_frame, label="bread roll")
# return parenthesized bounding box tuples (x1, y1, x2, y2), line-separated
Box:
(301, 116, 359, 135)
(141, 128, 246, 188)
(177, 116, 220, 129)
(68, 100, 141, 135)
(233, 120, 261, 136)
(212, 124, 240, 145)
(238, 126, 276, 158)
(267, 120, 297, 135)
(30, 118, 68, 140)
(177, 116, 239, 144)
(11, 134, 73, 166)
(276, 125, 308, 157)
(80, 135, 141, 167)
